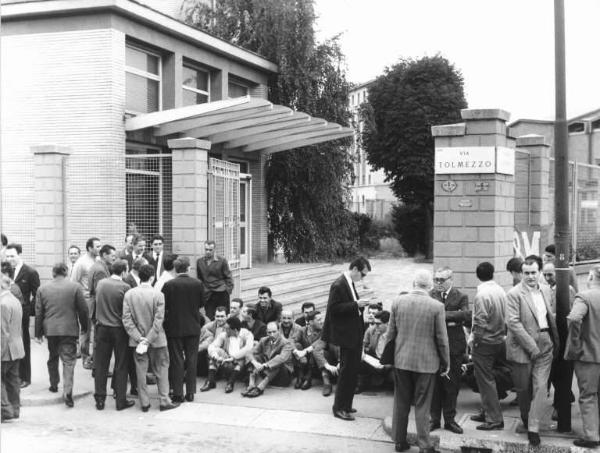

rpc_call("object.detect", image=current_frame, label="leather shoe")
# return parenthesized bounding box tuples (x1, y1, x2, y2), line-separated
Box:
(116, 400, 135, 411)
(241, 387, 253, 397)
(347, 407, 357, 413)
(333, 408, 355, 421)
(159, 402, 180, 412)
(429, 421, 441, 431)
(395, 442, 410, 452)
(246, 387, 263, 398)
(294, 378, 303, 389)
(141, 405, 150, 413)
(200, 381, 216, 392)
(470, 412, 486, 422)
(48, 385, 58, 393)
(574, 439, 600, 448)
(476, 421, 504, 431)
(171, 395, 184, 403)
(64, 393, 74, 408)
(528, 431, 541, 446)
(322, 384, 332, 397)
(184, 393, 194, 402)
(224, 382, 234, 393)
(445, 421, 463, 434)
(300, 379, 312, 390)
(94, 397, 105, 411)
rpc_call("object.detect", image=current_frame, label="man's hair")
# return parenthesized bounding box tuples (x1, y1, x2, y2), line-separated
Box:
(476, 262, 494, 282)
(414, 269, 433, 289)
(1, 233, 7, 247)
(205, 240, 216, 247)
(99, 244, 115, 257)
(52, 262, 68, 277)
(545, 244, 556, 256)
(6, 243, 22, 255)
(226, 316, 241, 331)
(258, 286, 272, 297)
(163, 254, 178, 272)
(506, 257, 523, 273)
(174, 256, 190, 273)
(300, 302, 315, 312)
(132, 258, 146, 272)
(110, 260, 127, 276)
(125, 233, 134, 242)
(215, 306, 227, 315)
(245, 304, 258, 319)
(231, 297, 243, 308)
(132, 234, 145, 246)
(151, 234, 164, 244)
(523, 255, 543, 271)
(349, 256, 371, 272)
(435, 266, 453, 277)
(306, 311, 321, 322)
(85, 237, 100, 252)
(1, 261, 14, 278)
(68, 245, 81, 253)
(138, 264, 155, 282)
(368, 302, 383, 311)
(375, 310, 390, 324)
(0, 274, 11, 290)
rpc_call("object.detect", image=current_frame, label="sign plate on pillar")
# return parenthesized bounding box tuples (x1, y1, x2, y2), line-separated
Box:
(435, 146, 515, 175)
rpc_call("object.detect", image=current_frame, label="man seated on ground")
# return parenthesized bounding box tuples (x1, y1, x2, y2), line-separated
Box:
(255, 287, 282, 324)
(295, 302, 316, 327)
(242, 321, 293, 398)
(312, 335, 340, 397)
(363, 302, 383, 331)
(279, 309, 302, 341)
(197, 306, 229, 377)
(241, 304, 266, 345)
(229, 298, 244, 322)
(202, 316, 254, 393)
(356, 310, 392, 393)
(292, 311, 324, 390)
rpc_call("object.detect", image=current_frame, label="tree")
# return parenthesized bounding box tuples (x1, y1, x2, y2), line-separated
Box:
(181, 0, 355, 262)
(361, 55, 467, 257)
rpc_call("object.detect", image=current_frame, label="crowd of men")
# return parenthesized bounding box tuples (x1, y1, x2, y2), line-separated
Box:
(0, 235, 391, 423)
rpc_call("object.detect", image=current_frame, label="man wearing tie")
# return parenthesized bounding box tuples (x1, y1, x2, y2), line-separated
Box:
(429, 266, 470, 435)
(145, 235, 165, 283)
(322, 256, 371, 421)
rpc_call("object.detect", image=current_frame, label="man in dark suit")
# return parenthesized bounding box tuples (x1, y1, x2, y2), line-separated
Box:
(124, 234, 146, 273)
(386, 269, 449, 453)
(256, 286, 282, 324)
(162, 256, 205, 403)
(144, 234, 166, 283)
(322, 256, 371, 421)
(429, 266, 470, 435)
(5, 243, 40, 388)
(196, 240, 233, 320)
(35, 263, 88, 407)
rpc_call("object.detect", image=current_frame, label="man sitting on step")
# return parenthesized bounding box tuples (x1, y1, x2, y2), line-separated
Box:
(241, 304, 267, 345)
(295, 302, 316, 327)
(202, 316, 253, 393)
(279, 309, 302, 341)
(292, 311, 324, 390)
(312, 334, 340, 397)
(197, 306, 229, 377)
(242, 321, 293, 398)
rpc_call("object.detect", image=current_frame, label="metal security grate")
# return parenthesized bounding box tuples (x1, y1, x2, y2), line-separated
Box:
(208, 158, 241, 297)
(125, 145, 172, 250)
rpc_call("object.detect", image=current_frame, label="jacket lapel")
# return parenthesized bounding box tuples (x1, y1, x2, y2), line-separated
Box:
(521, 284, 541, 325)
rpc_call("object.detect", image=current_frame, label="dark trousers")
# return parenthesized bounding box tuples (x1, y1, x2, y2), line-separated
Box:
(430, 353, 462, 424)
(473, 341, 505, 423)
(333, 346, 361, 412)
(94, 325, 129, 404)
(204, 291, 230, 321)
(1, 360, 21, 420)
(393, 369, 436, 451)
(168, 335, 200, 397)
(19, 316, 31, 384)
(47, 336, 77, 396)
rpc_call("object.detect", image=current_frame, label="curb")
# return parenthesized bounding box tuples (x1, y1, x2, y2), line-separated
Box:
(21, 390, 93, 407)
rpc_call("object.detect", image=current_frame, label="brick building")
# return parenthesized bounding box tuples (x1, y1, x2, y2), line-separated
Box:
(0, 0, 352, 281)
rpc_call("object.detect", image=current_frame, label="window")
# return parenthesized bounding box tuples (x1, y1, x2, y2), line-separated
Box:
(182, 64, 210, 106)
(568, 122, 585, 134)
(126, 45, 161, 114)
(592, 119, 600, 130)
(228, 80, 248, 99)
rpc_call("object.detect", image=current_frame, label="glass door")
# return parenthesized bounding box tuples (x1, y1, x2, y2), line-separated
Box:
(239, 176, 251, 268)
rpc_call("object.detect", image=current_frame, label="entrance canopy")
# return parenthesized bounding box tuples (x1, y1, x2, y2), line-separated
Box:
(125, 96, 353, 154)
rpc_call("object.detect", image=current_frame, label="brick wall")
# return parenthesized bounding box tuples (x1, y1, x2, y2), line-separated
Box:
(1, 29, 126, 267)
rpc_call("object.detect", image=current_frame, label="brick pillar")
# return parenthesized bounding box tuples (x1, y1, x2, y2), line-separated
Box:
(431, 109, 516, 297)
(32, 145, 70, 281)
(168, 138, 210, 267)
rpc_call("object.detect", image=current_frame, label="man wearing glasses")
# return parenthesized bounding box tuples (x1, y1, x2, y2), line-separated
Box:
(322, 256, 371, 421)
(429, 267, 470, 435)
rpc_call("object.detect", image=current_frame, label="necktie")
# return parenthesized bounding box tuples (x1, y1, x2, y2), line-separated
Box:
(351, 282, 359, 300)
(442, 292, 447, 304)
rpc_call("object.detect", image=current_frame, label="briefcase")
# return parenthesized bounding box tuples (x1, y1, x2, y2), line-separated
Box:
(379, 339, 395, 366)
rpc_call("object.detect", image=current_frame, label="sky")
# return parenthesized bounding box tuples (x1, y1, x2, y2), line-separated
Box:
(314, 0, 600, 122)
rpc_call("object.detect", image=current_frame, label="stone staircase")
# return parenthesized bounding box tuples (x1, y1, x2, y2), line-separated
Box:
(240, 263, 374, 315)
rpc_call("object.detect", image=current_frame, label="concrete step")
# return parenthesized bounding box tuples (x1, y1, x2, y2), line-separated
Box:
(240, 272, 339, 302)
(240, 263, 334, 281)
(241, 265, 339, 290)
